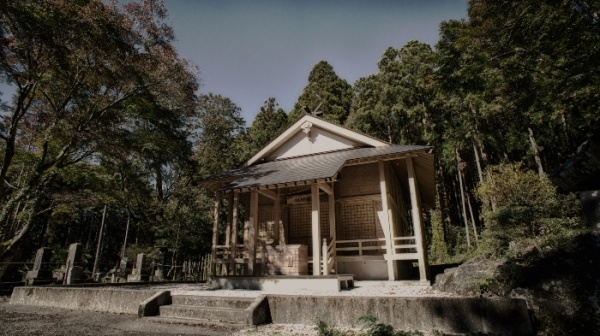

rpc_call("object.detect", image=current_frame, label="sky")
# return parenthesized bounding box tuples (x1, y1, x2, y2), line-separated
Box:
(0, 1, 468, 124)
(165, 0, 467, 123)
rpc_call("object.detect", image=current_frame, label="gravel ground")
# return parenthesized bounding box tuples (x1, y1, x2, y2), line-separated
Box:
(0, 281, 459, 336)
(140, 280, 459, 298)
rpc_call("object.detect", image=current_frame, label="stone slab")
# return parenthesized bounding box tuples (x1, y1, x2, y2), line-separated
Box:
(10, 287, 161, 315)
(266, 295, 533, 336)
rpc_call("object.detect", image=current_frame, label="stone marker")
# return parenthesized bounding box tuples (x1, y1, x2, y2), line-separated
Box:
(25, 247, 53, 285)
(64, 243, 84, 284)
(127, 253, 146, 282)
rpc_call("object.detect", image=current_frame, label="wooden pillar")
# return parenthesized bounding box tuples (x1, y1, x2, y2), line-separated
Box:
(273, 189, 281, 245)
(379, 161, 397, 281)
(311, 183, 321, 276)
(407, 157, 429, 281)
(225, 192, 233, 247)
(210, 190, 222, 275)
(328, 183, 336, 272)
(230, 191, 240, 272)
(247, 190, 259, 276)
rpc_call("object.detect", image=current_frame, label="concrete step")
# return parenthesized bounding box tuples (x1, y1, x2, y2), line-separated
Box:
(159, 304, 245, 322)
(170, 295, 255, 309)
(145, 316, 246, 331)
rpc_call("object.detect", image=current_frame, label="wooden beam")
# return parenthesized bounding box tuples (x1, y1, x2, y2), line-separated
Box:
(210, 190, 222, 275)
(257, 189, 278, 201)
(318, 182, 333, 195)
(407, 157, 429, 281)
(379, 161, 397, 281)
(344, 153, 417, 167)
(311, 183, 321, 276)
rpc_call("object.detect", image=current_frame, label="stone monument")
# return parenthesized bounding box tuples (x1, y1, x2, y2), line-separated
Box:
(25, 247, 53, 285)
(64, 243, 84, 284)
(127, 253, 146, 282)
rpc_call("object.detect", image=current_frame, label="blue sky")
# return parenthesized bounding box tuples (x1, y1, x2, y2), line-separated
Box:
(166, 0, 467, 123)
(0, 1, 467, 124)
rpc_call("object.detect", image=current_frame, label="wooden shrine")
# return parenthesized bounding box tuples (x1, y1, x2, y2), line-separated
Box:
(199, 115, 435, 281)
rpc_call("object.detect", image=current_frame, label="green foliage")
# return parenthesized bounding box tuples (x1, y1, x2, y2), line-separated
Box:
(239, 97, 288, 161)
(476, 163, 585, 256)
(316, 316, 424, 336)
(193, 93, 246, 178)
(347, 42, 437, 146)
(290, 61, 352, 125)
(428, 209, 449, 264)
(315, 320, 348, 336)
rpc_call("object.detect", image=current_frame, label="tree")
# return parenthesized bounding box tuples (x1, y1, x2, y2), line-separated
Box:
(193, 93, 246, 178)
(0, 0, 198, 279)
(466, 0, 600, 173)
(346, 42, 438, 146)
(244, 97, 288, 156)
(289, 61, 352, 125)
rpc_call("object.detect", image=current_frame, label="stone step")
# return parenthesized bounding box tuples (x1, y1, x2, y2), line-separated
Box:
(145, 316, 245, 331)
(159, 304, 245, 322)
(171, 295, 255, 309)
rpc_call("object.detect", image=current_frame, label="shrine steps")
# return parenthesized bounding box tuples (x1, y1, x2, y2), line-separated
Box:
(147, 295, 269, 329)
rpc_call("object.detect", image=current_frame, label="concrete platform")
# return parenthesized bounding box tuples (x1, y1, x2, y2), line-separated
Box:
(210, 274, 355, 292)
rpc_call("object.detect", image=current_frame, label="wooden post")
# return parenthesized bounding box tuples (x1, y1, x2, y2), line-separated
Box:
(230, 191, 240, 274)
(322, 239, 329, 275)
(311, 183, 321, 276)
(407, 157, 429, 281)
(379, 161, 397, 281)
(210, 190, 222, 276)
(225, 192, 233, 247)
(247, 190, 259, 276)
(328, 183, 336, 272)
(273, 189, 281, 245)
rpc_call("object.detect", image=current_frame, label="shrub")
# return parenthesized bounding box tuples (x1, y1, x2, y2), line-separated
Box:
(476, 163, 585, 256)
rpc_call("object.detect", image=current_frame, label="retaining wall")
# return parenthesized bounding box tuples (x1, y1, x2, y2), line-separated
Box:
(267, 295, 533, 336)
(10, 287, 160, 315)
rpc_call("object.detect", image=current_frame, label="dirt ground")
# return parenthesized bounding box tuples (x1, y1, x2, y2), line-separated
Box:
(0, 296, 232, 336)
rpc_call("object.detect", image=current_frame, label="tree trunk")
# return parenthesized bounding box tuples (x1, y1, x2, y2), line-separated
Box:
(528, 127, 545, 176)
(466, 191, 479, 243)
(456, 148, 471, 249)
(473, 142, 484, 185)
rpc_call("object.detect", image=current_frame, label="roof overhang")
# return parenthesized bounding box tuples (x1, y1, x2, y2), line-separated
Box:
(198, 145, 435, 207)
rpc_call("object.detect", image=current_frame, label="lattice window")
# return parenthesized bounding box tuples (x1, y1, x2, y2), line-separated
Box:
(258, 206, 274, 243)
(339, 200, 377, 240)
(288, 205, 311, 246)
(287, 203, 329, 253)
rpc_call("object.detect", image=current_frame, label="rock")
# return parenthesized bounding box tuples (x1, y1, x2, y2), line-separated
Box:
(432, 256, 503, 297)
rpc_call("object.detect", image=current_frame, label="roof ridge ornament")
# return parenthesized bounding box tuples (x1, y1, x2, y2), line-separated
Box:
(301, 121, 313, 134)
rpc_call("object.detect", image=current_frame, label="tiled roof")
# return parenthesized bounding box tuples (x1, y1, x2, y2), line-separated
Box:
(201, 145, 431, 191)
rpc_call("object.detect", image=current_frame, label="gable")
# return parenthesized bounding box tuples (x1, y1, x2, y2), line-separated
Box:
(266, 125, 363, 161)
(245, 115, 388, 166)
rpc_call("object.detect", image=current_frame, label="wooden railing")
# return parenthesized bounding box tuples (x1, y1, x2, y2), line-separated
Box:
(392, 236, 417, 253)
(321, 238, 336, 275)
(335, 238, 386, 255)
(215, 244, 246, 261)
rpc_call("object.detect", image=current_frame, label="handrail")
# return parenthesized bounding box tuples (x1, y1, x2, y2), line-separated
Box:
(215, 245, 246, 260)
(336, 238, 386, 256)
(322, 238, 336, 275)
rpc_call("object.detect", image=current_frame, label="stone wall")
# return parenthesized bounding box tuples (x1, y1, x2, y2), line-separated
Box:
(10, 287, 160, 315)
(267, 295, 533, 336)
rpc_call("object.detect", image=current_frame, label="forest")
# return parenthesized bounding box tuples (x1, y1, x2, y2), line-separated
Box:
(1, 1, 599, 331)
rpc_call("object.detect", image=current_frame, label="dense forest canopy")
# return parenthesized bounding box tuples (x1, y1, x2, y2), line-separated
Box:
(0, 0, 598, 299)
